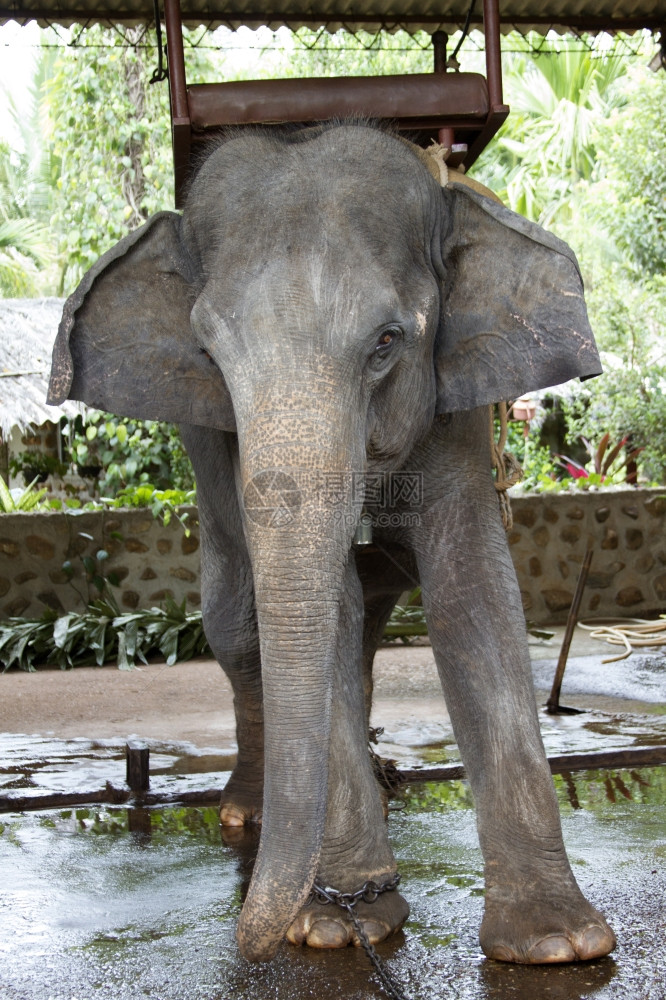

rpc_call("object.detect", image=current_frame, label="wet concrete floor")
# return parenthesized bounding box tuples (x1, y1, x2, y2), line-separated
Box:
(1, 631, 666, 999)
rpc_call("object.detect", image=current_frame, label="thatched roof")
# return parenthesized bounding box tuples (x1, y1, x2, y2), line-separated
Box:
(0, 297, 86, 436)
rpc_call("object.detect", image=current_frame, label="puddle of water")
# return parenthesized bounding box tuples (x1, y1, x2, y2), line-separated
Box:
(531, 652, 666, 704)
(1, 767, 666, 1000)
(0, 734, 238, 805)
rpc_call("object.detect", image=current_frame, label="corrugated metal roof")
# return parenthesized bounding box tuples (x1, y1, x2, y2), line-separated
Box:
(1, 0, 663, 32)
(0, 298, 86, 436)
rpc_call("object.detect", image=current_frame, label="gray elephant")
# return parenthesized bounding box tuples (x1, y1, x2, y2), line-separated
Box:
(48, 123, 615, 966)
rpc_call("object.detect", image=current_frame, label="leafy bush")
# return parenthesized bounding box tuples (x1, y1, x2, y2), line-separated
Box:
(9, 451, 67, 484)
(65, 413, 194, 493)
(0, 594, 431, 670)
(0, 596, 209, 671)
(46, 484, 197, 535)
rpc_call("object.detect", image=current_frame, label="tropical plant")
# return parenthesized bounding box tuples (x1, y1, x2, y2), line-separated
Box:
(0, 50, 58, 294)
(555, 432, 643, 487)
(0, 476, 49, 512)
(0, 217, 52, 294)
(0, 586, 433, 670)
(0, 595, 209, 671)
(101, 484, 196, 533)
(586, 64, 666, 279)
(473, 34, 628, 224)
(9, 450, 67, 484)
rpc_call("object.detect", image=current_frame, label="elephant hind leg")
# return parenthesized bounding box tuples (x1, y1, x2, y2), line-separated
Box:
(179, 425, 264, 828)
(203, 606, 264, 828)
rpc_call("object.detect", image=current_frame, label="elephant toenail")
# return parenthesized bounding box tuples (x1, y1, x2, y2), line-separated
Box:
(307, 919, 351, 949)
(352, 920, 386, 946)
(486, 944, 517, 963)
(529, 935, 577, 963)
(574, 924, 616, 959)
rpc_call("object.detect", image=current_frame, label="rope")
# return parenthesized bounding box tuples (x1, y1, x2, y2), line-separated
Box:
(577, 617, 666, 663)
(149, 0, 168, 83)
(490, 402, 523, 531)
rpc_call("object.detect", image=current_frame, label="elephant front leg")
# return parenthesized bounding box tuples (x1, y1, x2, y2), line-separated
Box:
(286, 559, 410, 949)
(412, 471, 615, 964)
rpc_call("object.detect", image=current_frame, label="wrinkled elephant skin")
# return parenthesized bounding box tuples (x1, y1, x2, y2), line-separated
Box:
(48, 124, 614, 966)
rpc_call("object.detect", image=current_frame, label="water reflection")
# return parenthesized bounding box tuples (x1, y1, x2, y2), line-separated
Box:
(478, 957, 617, 999)
(553, 766, 666, 811)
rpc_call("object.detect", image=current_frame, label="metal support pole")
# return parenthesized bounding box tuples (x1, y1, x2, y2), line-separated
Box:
(483, 0, 504, 107)
(432, 31, 448, 73)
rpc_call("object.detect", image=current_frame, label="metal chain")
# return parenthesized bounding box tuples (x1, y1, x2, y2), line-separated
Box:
(309, 876, 409, 1000)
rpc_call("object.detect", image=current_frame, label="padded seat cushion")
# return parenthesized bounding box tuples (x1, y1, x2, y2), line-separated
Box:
(187, 72, 489, 129)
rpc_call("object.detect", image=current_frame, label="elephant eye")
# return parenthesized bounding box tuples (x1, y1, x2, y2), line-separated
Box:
(374, 328, 400, 357)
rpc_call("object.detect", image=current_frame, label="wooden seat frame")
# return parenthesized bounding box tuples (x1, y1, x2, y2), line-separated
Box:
(164, 0, 508, 206)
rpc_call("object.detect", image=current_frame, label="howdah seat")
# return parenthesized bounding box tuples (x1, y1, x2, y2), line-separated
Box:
(163, 0, 508, 206)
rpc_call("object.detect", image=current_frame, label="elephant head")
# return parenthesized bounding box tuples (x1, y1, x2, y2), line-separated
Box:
(48, 123, 600, 961)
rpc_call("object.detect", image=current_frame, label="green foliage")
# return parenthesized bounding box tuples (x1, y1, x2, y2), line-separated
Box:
(0, 49, 58, 294)
(66, 413, 194, 493)
(383, 587, 428, 642)
(0, 476, 49, 512)
(0, 596, 209, 671)
(473, 34, 628, 225)
(101, 484, 196, 534)
(45, 25, 175, 293)
(9, 450, 67, 484)
(0, 217, 53, 294)
(587, 66, 666, 279)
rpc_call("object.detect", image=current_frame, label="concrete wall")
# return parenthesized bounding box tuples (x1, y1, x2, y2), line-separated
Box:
(2, 490, 666, 623)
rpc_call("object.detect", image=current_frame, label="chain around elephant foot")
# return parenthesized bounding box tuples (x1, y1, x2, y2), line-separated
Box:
(287, 877, 410, 1000)
(286, 874, 409, 949)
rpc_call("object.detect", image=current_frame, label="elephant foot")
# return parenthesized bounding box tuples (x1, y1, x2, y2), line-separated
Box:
(286, 887, 409, 949)
(219, 770, 263, 827)
(480, 884, 616, 964)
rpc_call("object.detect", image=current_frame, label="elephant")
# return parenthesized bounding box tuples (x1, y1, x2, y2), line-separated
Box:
(48, 122, 616, 966)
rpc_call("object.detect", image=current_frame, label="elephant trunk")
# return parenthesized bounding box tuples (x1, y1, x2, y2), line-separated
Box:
(232, 379, 364, 962)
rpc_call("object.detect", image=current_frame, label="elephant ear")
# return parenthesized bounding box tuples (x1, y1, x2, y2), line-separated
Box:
(48, 211, 235, 431)
(434, 184, 602, 414)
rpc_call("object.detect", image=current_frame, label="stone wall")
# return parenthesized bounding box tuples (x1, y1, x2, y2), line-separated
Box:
(0, 507, 200, 618)
(509, 489, 666, 623)
(2, 491, 666, 623)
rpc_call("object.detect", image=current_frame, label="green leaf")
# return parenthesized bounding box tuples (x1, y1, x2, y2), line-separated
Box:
(53, 615, 72, 649)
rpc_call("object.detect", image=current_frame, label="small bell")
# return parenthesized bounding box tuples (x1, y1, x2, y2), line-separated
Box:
(353, 510, 373, 547)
